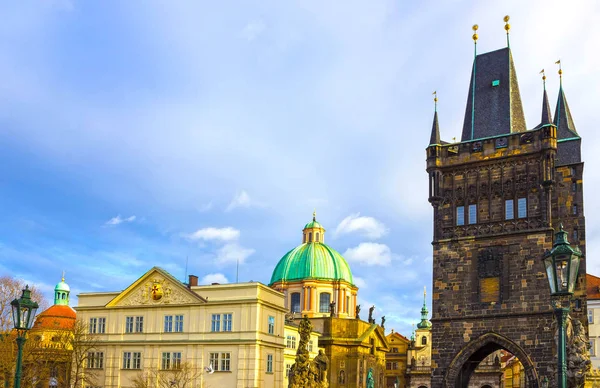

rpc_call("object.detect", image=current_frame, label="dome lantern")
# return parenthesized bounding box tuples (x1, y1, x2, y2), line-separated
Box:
(302, 210, 326, 244)
(54, 272, 70, 306)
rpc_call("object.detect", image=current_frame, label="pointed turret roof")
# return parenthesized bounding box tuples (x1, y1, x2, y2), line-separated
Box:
(429, 111, 440, 145)
(461, 47, 526, 141)
(554, 84, 578, 139)
(416, 287, 432, 330)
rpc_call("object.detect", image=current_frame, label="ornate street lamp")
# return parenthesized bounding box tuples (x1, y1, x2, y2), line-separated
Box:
(543, 224, 582, 388)
(10, 286, 39, 388)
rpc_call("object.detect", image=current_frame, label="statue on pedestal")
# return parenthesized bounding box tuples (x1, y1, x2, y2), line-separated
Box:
(288, 316, 330, 388)
(355, 304, 361, 319)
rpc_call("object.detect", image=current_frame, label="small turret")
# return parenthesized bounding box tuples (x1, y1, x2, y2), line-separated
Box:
(535, 70, 553, 128)
(429, 92, 441, 146)
(553, 62, 578, 139)
(416, 286, 432, 329)
(54, 272, 70, 306)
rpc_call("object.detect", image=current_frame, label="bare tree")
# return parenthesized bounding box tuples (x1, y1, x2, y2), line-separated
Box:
(0, 275, 50, 332)
(132, 362, 203, 388)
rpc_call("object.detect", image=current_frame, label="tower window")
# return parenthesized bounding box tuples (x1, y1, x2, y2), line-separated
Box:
(316, 232, 320, 242)
(421, 336, 427, 346)
(309, 232, 313, 243)
(572, 182, 577, 192)
(303, 234, 306, 243)
(319, 293, 331, 313)
(573, 204, 578, 215)
(456, 206, 465, 226)
(573, 229, 579, 241)
(517, 198, 527, 218)
(468, 204, 477, 224)
(571, 167, 577, 176)
(505, 199, 514, 220)
(291, 293, 301, 313)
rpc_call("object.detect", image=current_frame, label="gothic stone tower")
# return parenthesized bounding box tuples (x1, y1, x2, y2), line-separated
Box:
(425, 35, 586, 387)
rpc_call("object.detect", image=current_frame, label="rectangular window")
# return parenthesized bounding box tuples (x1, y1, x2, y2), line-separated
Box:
(220, 353, 231, 371)
(267, 354, 273, 373)
(211, 314, 221, 332)
(164, 315, 173, 333)
(517, 198, 527, 218)
(574, 229, 579, 241)
(571, 167, 577, 176)
(173, 352, 182, 369)
(346, 295, 350, 314)
(268, 316, 275, 335)
(86, 352, 104, 369)
(286, 335, 296, 349)
(223, 313, 232, 332)
(456, 206, 465, 226)
(133, 352, 141, 369)
(589, 309, 594, 324)
(286, 363, 292, 377)
(308, 340, 313, 352)
(125, 317, 134, 333)
(89, 318, 97, 334)
(161, 352, 171, 370)
(572, 182, 577, 192)
(98, 317, 106, 334)
(468, 204, 477, 224)
(175, 315, 184, 332)
(573, 204, 578, 215)
(591, 339, 596, 357)
(122, 352, 132, 369)
(135, 316, 144, 333)
(319, 293, 331, 313)
(505, 199, 514, 220)
(209, 353, 219, 371)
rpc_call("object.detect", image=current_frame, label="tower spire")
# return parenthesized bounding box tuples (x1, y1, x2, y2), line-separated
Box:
(429, 92, 441, 145)
(504, 15, 511, 48)
(536, 69, 552, 128)
(553, 60, 578, 139)
(417, 286, 432, 329)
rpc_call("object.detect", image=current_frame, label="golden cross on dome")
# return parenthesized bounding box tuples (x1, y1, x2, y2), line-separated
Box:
(62, 270, 65, 282)
(313, 209, 316, 221)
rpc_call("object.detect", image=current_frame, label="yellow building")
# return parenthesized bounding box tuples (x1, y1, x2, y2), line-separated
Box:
(75, 267, 287, 388)
(406, 288, 432, 388)
(283, 318, 321, 386)
(384, 330, 410, 388)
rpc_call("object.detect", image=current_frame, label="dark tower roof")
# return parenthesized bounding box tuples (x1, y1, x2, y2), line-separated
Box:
(429, 111, 440, 145)
(534, 88, 553, 129)
(554, 86, 578, 139)
(461, 47, 527, 141)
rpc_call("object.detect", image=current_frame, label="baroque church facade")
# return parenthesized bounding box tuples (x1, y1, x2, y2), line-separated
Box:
(426, 21, 587, 387)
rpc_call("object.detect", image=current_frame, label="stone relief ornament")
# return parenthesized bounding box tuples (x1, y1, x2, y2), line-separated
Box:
(118, 277, 197, 306)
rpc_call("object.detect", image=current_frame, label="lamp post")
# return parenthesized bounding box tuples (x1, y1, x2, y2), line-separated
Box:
(10, 286, 39, 388)
(542, 224, 582, 388)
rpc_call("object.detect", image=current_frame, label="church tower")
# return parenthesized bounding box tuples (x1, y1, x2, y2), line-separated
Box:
(425, 18, 586, 387)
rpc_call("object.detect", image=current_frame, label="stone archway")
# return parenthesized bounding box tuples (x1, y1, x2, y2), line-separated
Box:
(444, 332, 539, 388)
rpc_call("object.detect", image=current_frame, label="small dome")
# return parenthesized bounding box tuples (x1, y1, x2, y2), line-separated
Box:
(55, 280, 70, 293)
(32, 305, 76, 331)
(270, 243, 354, 285)
(304, 220, 324, 230)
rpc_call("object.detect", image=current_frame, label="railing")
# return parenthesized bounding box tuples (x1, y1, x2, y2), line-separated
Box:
(407, 365, 432, 374)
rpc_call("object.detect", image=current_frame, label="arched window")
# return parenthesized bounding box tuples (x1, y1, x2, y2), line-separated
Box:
(316, 232, 320, 242)
(319, 293, 331, 313)
(309, 232, 313, 242)
(62, 293, 66, 300)
(339, 370, 345, 384)
(303, 234, 306, 243)
(421, 336, 427, 346)
(291, 293, 301, 313)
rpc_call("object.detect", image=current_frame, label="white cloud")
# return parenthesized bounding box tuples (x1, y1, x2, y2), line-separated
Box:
(185, 227, 240, 242)
(104, 215, 136, 226)
(225, 190, 264, 212)
(353, 276, 367, 289)
(216, 243, 255, 265)
(343, 242, 391, 266)
(334, 213, 388, 239)
(200, 273, 228, 285)
(241, 20, 266, 41)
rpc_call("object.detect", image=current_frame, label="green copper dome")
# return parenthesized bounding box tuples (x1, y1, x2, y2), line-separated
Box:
(270, 242, 354, 285)
(304, 220, 323, 229)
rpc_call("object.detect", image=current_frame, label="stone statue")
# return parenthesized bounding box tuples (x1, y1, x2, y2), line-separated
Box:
(381, 316, 385, 329)
(314, 350, 329, 384)
(368, 305, 375, 323)
(329, 301, 336, 317)
(567, 317, 591, 387)
(355, 304, 361, 319)
(288, 316, 329, 388)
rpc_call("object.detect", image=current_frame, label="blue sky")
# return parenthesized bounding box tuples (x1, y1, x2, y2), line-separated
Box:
(1, 0, 600, 337)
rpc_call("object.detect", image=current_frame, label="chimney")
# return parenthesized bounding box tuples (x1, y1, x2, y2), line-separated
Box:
(188, 275, 198, 288)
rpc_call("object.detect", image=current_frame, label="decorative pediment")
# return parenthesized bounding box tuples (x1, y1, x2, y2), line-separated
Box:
(106, 267, 206, 307)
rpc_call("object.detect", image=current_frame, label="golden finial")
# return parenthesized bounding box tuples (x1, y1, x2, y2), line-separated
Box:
(433, 91, 437, 111)
(61, 270, 65, 282)
(540, 69, 546, 81)
(555, 59, 562, 76)
(424, 286, 427, 298)
(472, 24, 479, 42)
(504, 15, 510, 31)
(452, 136, 457, 143)
(313, 209, 316, 221)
